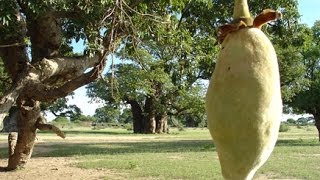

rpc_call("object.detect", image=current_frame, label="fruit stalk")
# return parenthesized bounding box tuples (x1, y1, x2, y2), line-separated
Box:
(233, 0, 250, 19)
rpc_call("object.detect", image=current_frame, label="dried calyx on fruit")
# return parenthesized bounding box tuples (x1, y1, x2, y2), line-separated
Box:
(206, 0, 283, 179)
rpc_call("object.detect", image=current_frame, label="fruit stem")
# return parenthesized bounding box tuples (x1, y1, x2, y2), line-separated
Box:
(233, 0, 251, 19)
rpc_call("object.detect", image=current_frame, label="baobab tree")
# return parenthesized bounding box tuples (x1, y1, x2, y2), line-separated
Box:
(0, 0, 172, 170)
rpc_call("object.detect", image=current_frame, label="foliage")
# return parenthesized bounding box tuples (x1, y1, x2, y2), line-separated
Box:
(279, 123, 290, 132)
(118, 108, 133, 124)
(41, 97, 82, 121)
(285, 21, 320, 137)
(286, 118, 296, 124)
(86, 0, 303, 130)
(51, 116, 70, 128)
(94, 105, 120, 123)
(76, 115, 96, 122)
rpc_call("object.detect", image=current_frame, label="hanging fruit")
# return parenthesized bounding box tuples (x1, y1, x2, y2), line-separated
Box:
(206, 0, 282, 179)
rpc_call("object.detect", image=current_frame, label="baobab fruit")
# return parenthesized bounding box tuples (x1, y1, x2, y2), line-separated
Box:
(206, 0, 282, 179)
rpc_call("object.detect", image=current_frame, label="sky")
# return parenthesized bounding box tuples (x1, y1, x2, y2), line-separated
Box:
(46, 0, 320, 121)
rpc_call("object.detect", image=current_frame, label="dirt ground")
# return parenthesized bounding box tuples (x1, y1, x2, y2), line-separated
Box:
(0, 157, 111, 180)
(0, 135, 147, 180)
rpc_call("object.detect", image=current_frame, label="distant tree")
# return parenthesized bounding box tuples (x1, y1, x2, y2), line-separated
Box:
(286, 21, 320, 140)
(118, 108, 133, 124)
(76, 114, 96, 122)
(52, 116, 69, 128)
(41, 97, 82, 121)
(94, 105, 120, 123)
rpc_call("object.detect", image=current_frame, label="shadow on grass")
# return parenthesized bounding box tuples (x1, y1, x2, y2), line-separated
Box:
(32, 139, 319, 158)
(0, 139, 318, 160)
(38, 130, 132, 136)
(26, 140, 216, 158)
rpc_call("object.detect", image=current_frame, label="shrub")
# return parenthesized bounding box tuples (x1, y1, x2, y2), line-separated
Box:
(51, 116, 70, 128)
(279, 123, 290, 132)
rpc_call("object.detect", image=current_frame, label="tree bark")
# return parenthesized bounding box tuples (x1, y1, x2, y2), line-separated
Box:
(156, 113, 168, 133)
(7, 100, 40, 170)
(8, 132, 18, 157)
(144, 96, 156, 133)
(314, 114, 320, 141)
(127, 99, 144, 133)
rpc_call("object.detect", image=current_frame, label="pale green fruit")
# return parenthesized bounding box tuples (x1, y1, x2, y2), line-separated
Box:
(206, 28, 282, 180)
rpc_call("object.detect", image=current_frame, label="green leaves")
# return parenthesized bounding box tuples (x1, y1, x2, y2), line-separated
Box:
(286, 21, 320, 115)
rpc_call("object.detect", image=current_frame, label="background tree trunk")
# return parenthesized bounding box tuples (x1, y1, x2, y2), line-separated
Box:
(156, 113, 168, 133)
(127, 100, 144, 133)
(144, 97, 156, 133)
(313, 114, 320, 141)
(7, 100, 40, 170)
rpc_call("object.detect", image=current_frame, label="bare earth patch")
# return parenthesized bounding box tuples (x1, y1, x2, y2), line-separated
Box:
(0, 157, 112, 180)
(0, 134, 143, 180)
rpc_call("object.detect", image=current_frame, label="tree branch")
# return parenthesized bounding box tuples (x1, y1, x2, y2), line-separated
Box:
(36, 117, 65, 138)
(24, 66, 102, 102)
(0, 43, 26, 48)
(0, 55, 99, 120)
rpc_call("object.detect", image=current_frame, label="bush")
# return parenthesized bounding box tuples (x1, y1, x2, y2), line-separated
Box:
(279, 123, 290, 132)
(51, 116, 70, 128)
(286, 118, 296, 124)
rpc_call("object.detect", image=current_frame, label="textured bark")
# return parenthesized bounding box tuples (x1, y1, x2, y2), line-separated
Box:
(7, 100, 40, 170)
(27, 12, 62, 62)
(8, 132, 18, 156)
(127, 99, 144, 133)
(155, 113, 168, 133)
(313, 114, 320, 141)
(144, 97, 156, 134)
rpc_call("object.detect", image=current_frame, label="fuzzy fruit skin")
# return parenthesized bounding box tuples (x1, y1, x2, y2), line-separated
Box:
(206, 28, 282, 180)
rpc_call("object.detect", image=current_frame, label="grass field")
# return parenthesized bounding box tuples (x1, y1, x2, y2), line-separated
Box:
(0, 125, 319, 179)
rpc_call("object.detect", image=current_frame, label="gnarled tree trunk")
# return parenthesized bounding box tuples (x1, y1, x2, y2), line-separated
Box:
(7, 100, 40, 170)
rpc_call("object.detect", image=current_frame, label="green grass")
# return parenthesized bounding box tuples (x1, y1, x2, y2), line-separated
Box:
(0, 126, 320, 179)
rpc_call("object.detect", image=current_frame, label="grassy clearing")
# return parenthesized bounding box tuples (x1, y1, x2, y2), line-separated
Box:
(0, 126, 319, 179)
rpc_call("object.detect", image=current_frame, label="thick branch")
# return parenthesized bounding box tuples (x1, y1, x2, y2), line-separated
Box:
(0, 55, 98, 120)
(37, 123, 65, 138)
(0, 70, 29, 121)
(24, 66, 102, 102)
(36, 116, 65, 138)
(36, 123, 65, 139)
(36, 56, 99, 83)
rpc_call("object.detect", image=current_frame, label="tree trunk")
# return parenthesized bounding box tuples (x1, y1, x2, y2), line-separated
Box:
(145, 116, 156, 134)
(314, 114, 320, 141)
(144, 97, 156, 133)
(8, 132, 18, 156)
(156, 113, 168, 133)
(127, 100, 144, 133)
(7, 100, 40, 170)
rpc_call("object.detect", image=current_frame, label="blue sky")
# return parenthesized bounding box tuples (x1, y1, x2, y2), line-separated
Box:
(298, 0, 320, 27)
(46, 0, 320, 120)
